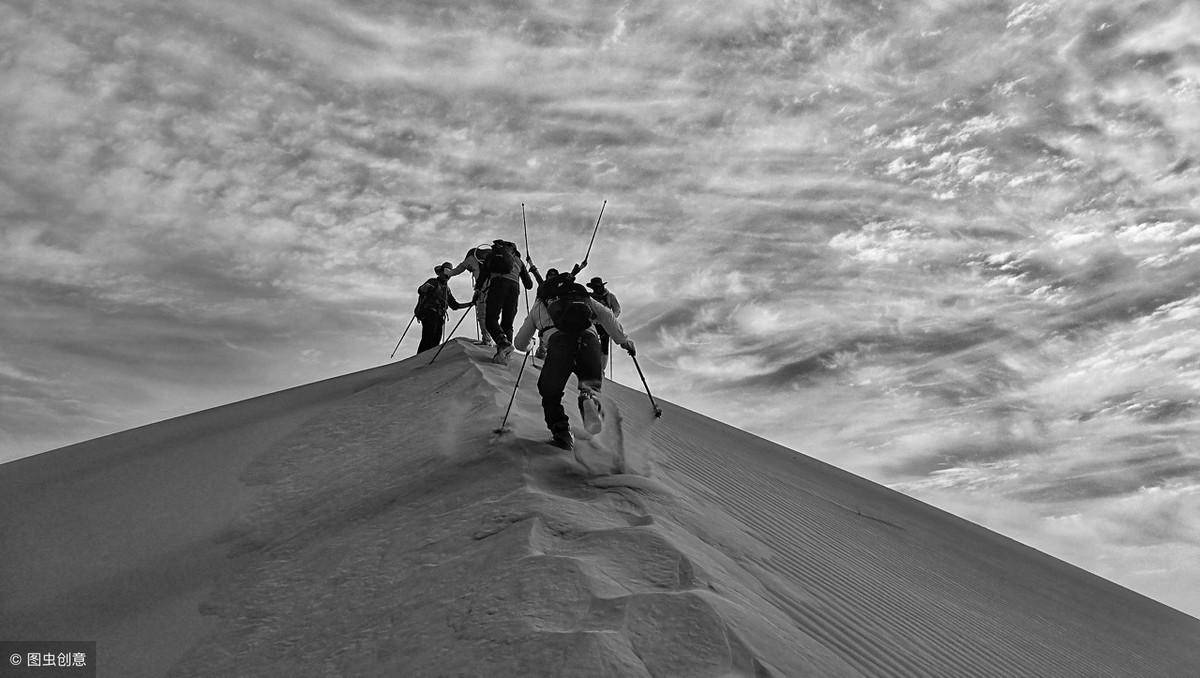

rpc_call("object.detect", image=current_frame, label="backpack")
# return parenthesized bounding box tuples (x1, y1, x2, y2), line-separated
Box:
(543, 280, 595, 334)
(485, 244, 516, 275)
(414, 278, 443, 317)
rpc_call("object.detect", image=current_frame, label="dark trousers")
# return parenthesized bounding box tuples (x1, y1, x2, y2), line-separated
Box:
(537, 331, 603, 433)
(485, 277, 520, 347)
(416, 312, 444, 353)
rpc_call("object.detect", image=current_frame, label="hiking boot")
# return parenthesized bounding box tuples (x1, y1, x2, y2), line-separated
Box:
(492, 344, 514, 365)
(579, 391, 604, 435)
(550, 428, 575, 450)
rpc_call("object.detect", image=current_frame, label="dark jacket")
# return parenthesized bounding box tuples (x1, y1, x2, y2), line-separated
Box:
(415, 278, 467, 319)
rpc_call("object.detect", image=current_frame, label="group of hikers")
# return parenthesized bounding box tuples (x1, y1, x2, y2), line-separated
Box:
(411, 238, 634, 450)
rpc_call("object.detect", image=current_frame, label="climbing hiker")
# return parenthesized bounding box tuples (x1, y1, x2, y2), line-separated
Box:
(483, 239, 534, 364)
(513, 274, 635, 450)
(445, 245, 493, 345)
(585, 277, 621, 358)
(414, 262, 473, 354)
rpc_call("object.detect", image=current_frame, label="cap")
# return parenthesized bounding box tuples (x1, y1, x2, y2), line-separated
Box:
(546, 268, 560, 278)
(436, 261, 453, 274)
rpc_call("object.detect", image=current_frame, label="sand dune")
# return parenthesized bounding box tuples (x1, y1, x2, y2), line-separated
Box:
(2, 338, 1198, 677)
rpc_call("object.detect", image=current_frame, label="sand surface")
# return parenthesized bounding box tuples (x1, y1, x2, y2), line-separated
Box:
(3, 338, 1199, 677)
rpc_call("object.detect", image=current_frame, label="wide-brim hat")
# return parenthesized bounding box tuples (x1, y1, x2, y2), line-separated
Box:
(436, 261, 453, 274)
(586, 277, 605, 289)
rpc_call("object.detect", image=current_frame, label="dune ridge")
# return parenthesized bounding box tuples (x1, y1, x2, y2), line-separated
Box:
(166, 342, 847, 676)
(3, 339, 1199, 677)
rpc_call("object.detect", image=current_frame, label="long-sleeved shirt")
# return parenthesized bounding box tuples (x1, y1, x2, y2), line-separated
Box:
(514, 298, 629, 352)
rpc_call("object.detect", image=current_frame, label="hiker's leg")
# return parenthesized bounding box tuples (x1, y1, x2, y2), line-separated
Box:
(501, 285, 520, 345)
(417, 315, 443, 353)
(484, 279, 508, 345)
(538, 333, 576, 433)
(574, 332, 605, 396)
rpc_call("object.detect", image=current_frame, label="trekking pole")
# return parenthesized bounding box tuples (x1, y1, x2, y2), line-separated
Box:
(521, 203, 531, 313)
(389, 315, 416, 358)
(630, 353, 663, 418)
(521, 203, 531, 260)
(495, 349, 531, 433)
(581, 199, 607, 266)
(427, 305, 474, 365)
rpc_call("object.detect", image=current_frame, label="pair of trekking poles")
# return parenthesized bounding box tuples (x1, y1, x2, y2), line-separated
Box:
(495, 339, 662, 433)
(390, 271, 491, 360)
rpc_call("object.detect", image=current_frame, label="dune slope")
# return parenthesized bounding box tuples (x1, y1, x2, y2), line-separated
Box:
(2, 339, 1198, 677)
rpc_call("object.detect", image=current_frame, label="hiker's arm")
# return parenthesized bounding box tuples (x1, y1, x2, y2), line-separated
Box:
(444, 254, 471, 277)
(527, 258, 544, 286)
(590, 300, 628, 346)
(513, 308, 539, 352)
(448, 290, 469, 310)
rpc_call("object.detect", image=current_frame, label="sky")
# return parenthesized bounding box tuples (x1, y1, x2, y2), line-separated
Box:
(3, 0, 1200, 617)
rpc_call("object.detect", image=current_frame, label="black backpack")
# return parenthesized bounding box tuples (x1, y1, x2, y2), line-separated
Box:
(544, 280, 594, 334)
(414, 278, 443, 317)
(485, 244, 516, 275)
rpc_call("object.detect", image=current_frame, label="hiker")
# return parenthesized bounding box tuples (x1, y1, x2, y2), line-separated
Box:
(414, 262, 473, 354)
(513, 275, 635, 450)
(445, 245, 493, 346)
(483, 239, 534, 364)
(585, 277, 621, 358)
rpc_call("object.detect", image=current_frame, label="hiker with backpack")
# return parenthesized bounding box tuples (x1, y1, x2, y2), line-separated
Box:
(482, 239, 534, 364)
(585, 277, 621, 358)
(445, 245, 493, 346)
(414, 262, 474, 354)
(513, 272, 635, 450)
(526, 264, 585, 361)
